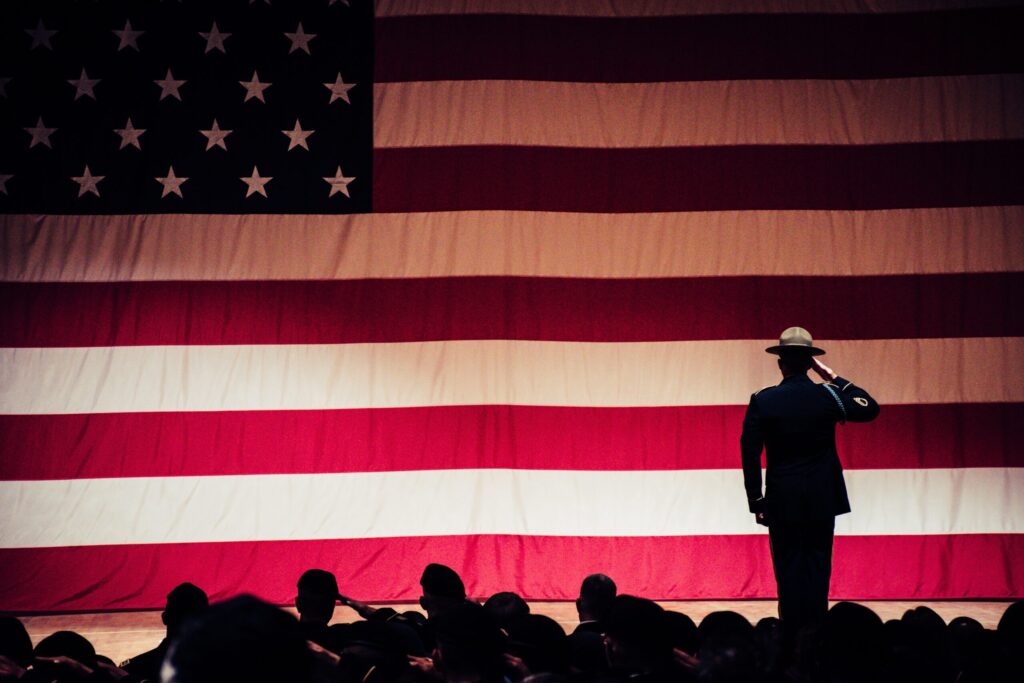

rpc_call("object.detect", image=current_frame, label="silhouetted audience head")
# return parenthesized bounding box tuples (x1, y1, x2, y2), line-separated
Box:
(506, 614, 568, 678)
(163, 582, 209, 638)
(419, 563, 466, 619)
(949, 616, 986, 675)
(696, 612, 756, 683)
(332, 619, 422, 683)
(296, 568, 340, 626)
(998, 599, 1024, 651)
(663, 610, 698, 655)
(163, 595, 312, 683)
(431, 601, 504, 683)
(752, 617, 784, 677)
(576, 574, 616, 623)
(604, 595, 672, 676)
(484, 591, 530, 631)
(698, 611, 753, 650)
(900, 605, 954, 681)
(814, 601, 885, 682)
(33, 630, 98, 682)
(0, 617, 33, 670)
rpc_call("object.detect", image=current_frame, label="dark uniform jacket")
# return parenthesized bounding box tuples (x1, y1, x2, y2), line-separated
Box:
(741, 374, 879, 523)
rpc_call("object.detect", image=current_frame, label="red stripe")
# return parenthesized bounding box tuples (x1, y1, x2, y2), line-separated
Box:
(373, 142, 1024, 213)
(1, 534, 1020, 612)
(375, 9, 1024, 82)
(2, 403, 1020, 481)
(3, 274, 1022, 347)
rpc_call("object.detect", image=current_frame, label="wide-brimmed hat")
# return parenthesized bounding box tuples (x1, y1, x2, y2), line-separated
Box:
(765, 326, 826, 356)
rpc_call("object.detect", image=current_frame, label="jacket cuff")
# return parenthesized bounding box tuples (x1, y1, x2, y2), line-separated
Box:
(748, 497, 765, 513)
(830, 376, 854, 391)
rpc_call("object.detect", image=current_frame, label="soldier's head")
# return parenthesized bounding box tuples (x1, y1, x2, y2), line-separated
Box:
(766, 327, 824, 376)
(777, 349, 813, 376)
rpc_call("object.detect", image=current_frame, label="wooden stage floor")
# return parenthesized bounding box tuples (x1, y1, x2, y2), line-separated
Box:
(18, 600, 1014, 665)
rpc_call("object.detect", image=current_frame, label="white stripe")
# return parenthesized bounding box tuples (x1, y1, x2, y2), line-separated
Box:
(376, 77, 1024, 148)
(1, 338, 1020, 414)
(3, 208, 1022, 281)
(1, 468, 1020, 548)
(376, 0, 1017, 17)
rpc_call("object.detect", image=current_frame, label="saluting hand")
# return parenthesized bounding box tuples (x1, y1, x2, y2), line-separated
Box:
(811, 357, 837, 382)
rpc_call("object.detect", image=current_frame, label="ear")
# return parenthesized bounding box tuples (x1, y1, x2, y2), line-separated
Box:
(161, 610, 169, 626)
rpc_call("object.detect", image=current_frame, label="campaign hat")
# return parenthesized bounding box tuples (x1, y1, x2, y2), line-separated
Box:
(765, 326, 826, 356)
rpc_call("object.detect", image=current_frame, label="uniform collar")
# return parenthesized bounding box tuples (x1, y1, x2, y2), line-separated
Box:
(781, 373, 813, 385)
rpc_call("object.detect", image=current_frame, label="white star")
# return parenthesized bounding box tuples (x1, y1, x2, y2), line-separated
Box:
(26, 19, 57, 50)
(282, 119, 314, 151)
(199, 21, 231, 54)
(239, 71, 271, 102)
(241, 166, 272, 198)
(113, 19, 144, 51)
(68, 68, 101, 101)
(284, 22, 316, 54)
(154, 69, 186, 101)
(25, 117, 57, 149)
(0, 174, 12, 196)
(71, 165, 104, 198)
(200, 119, 233, 151)
(323, 74, 355, 105)
(155, 166, 188, 198)
(0, 77, 10, 99)
(323, 166, 355, 198)
(113, 118, 146, 150)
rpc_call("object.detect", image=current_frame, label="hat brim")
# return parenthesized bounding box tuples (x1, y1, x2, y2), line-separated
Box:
(765, 344, 826, 356)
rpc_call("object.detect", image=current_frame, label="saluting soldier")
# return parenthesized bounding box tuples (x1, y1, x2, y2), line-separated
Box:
(741, 327, 880, 638)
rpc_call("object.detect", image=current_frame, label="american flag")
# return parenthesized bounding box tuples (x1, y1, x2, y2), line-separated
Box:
(1, 0, 1023, 611)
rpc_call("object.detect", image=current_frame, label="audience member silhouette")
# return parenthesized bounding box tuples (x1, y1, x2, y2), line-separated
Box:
(504, 614, 568, 679)
(0, 616, 33, 675)
(572, 574, 616, 636)
(662, 611, 698, 657)
(32, 630, 107, 682)
(163, 595, 312, 683)
(482, 592, 530, 633)
(694, 611, 757, 682)
(751, 617, 784, 679)
(430, 601, 504, 683)
(418, 563, 467, 620)
(603, 596, 674, 683)
(121, 582, 208, 682)
(998, 599, 1024, 654)
(948, 615, 985, 676)
(295, 568, 341, 649)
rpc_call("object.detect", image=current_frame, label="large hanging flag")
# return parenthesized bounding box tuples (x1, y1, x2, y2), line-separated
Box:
(1, 0, 1022, 611)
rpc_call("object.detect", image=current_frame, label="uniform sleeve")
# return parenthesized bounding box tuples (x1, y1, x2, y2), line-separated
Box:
(740, 393, 766, 513)
(830, 376, 880, 423)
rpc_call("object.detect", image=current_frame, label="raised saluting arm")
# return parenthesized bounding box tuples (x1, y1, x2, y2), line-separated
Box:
(811, 358, 880, 423)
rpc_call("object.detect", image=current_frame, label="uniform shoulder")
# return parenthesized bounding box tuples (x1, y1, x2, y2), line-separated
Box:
(753, 384, 777, 397)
